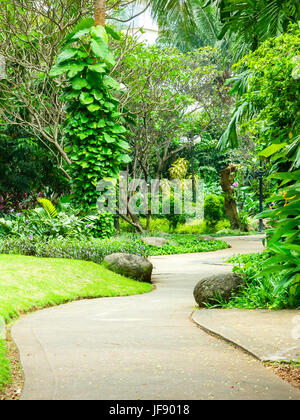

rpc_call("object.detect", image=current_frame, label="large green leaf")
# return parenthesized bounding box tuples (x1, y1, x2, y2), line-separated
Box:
(90, 38, 109, 59)
(118, 154, 132, 164)
(79, 92, 94, 105)
(71, 28, 91, 41)
(72, 78, 89, 90)
(56, 48, 78, 64)
(87, 104, 100, 112)
(103, 133, 115, 143)
(88, 63, 106, 73)
(49, 64, 70, 77)
(105, 25, 121, 40)
(103, 76, 120, 90)
(91, 26, 109, 43)
(259, 143, 287, 158)
(111, 124, 126, 134)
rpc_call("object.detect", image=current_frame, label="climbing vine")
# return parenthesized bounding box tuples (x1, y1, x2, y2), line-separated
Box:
(50, 22, 131, 236)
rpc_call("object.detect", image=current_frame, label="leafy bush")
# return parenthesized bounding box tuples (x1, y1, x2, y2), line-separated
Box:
(0, 210, 96, 239)
(143, 234, 228, 256)
(258, 171, 300, 307)
(119, 217, 170, 234)
(215, 220, 231, 231)
(211, 252, 299, 309)
(0, 126, 69, 213)
(0, 234, 228, 263)
(176, 221, 207, 234)
(163, 194, 187, 232)
(0, 236, 146, 263)
(204, 194, 225, 230)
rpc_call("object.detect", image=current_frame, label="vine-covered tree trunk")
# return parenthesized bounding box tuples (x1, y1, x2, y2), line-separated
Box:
(220, 164, 241, 230)
(94, 0, 106, 26)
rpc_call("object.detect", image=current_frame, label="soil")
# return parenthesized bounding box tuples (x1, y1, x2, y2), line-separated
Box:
(265, 362, 300, 391)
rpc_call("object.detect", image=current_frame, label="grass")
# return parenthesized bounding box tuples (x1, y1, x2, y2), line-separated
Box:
(0, 254, 152, 390)
(0, 340, 11, 390)
(0, 255, 152, 323)
(141, 234, 229, 255)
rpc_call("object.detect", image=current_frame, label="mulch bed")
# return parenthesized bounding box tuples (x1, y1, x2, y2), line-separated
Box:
(265, 362, 300, 390)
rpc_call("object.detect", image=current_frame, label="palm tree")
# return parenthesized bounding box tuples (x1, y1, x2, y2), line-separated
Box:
(94, 0, 106, 26)
(157, 1, 222, 52)
(204, 0, 300, 54)
(94, 0, 196, 27)
(150, 0, 195, 27)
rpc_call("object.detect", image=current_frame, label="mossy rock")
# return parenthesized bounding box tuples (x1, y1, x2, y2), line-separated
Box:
(103, 253, 153, 283)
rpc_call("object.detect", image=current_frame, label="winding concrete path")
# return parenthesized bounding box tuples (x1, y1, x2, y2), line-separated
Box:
(12, 236, 300, 400)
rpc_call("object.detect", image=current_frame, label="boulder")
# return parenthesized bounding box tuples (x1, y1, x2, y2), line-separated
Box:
(245, 224, 256, 232)
(141, 237, 168, 247)
(201, 235, 215, 241)
(193, 273, 245, 306)
(103, 253, 153, 283)
(158, 232, 171, 237)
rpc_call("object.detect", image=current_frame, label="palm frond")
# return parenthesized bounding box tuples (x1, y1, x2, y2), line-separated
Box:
(150, 0, 196, 29)
(37, 198, 58, 219)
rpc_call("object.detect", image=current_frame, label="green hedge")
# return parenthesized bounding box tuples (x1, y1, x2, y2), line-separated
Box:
(0, 234, 228, 263)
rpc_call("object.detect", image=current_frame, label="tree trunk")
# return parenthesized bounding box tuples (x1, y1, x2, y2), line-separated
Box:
(94, 0, 106, 26)
(220, 164, 241, 230)
(146, 212, 151, 232)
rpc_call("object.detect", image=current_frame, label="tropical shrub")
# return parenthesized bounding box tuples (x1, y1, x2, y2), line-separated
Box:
(163, 194, 187, 232)
(258, 171, 300, 307)
(219, 252, 297, 309)
(0, 210, 95, 239)
(0, 126, 69, 211)
(219, 26, 300, 306)
(176, 220, 207, 234)
(204, 194, 225, 230)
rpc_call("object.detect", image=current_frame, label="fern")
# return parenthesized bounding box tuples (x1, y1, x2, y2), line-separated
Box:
(37, 198, 58, 219)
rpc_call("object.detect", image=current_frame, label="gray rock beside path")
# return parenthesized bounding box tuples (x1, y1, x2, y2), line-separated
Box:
(201, 235, 215, 241)
(103, 253, 153, 283)
(194, 273, 245, 306)
(141, 237, 168, 247)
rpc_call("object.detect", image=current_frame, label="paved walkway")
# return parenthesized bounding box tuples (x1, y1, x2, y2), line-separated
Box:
(12, 236, 300, 400)
(193, 309, 300, 362)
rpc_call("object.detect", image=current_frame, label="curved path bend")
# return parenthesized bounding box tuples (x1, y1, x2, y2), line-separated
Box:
(12, 236, 300, 400)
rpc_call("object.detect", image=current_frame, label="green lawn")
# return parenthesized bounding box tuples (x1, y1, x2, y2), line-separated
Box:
(0, 339, 10, 390)
(0, 254, 152, 390)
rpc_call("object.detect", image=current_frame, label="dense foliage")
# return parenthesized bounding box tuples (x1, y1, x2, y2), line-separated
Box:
(221, 252, 299, 309)
(0, 234, 228, 262)
(218, 26, 300, 305)
(204, 194, 225, 230)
